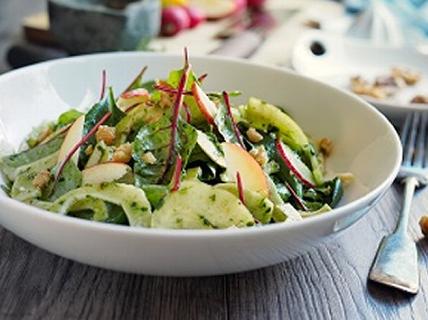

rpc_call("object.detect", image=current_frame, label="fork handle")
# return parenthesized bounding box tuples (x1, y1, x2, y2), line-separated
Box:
(395, 176, 419, 235)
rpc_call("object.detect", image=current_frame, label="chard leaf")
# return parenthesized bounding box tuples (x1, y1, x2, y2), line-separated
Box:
(132, 116, 197, 185)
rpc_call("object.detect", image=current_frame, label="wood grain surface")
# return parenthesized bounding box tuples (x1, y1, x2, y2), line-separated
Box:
(1, 1, 428, 319)
(1, 185, 428, 319)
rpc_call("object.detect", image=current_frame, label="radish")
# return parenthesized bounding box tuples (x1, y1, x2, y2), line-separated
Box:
(275, 139, 316, 188)
(184, 6, 206, 28)
(161, 6, 190, 37)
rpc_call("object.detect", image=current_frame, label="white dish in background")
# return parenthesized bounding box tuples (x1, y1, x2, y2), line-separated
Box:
(292, 30, 428, 122)
(0, 52, 401, 276)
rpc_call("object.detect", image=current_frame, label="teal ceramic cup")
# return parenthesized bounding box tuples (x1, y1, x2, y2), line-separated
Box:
(48, 0, 161, 54)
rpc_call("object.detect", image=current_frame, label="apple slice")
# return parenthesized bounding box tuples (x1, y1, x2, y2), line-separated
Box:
(189, 0, 236, 20)
(222, 142, 269, 196)
(57, 115, 85, 166)
(117, 88, 149, 111)
(192, 82, 217, 124)
(82, 163, 132, 185)
(275, 139, 316, 188)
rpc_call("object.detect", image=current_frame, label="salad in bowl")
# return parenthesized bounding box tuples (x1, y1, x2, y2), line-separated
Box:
(0, 50, 347, 230)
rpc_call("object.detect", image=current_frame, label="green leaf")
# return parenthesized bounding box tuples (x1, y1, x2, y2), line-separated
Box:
(55, 109, 83, 129)
(1, 135, 63, 171)
(141, 80, 156, 93)
(106, 87, 126, 125)
(125, 67, 148, 92)
(79, 88, 125, 164)
(214, 102, 239, 145)
(132, 115, 198, 185)
(139, 184, 169, 209)
(166, 69, 207, 124)
(26, 122, 55, 148)
(46, 162, 82, 201)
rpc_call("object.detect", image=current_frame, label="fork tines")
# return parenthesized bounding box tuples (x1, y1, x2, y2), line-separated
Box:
(400, 112, 428, 168)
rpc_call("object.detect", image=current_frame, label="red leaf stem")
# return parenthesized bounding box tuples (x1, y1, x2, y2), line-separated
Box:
(54, 111, 112, 182)
(171, 155, 183, 192)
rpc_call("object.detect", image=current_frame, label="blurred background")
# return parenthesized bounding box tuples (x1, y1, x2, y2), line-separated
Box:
(1, 0, 428, 113)
(0, 0, 426, 69)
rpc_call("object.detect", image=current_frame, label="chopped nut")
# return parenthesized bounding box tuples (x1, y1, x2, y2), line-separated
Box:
(246, 127, 263, 143)
(303, 19, 321, 29)
(350, 76, 388, 99)
(85, 145, 94, 156)
(391, 67, 421, 86)
(141, 151, 157, 164)
(411, 95, 428, 104)
(112, 143, 132, 163)
(374, 75, 405, 88)
(337, 172, 354, 186)
(95, 125, 116, 145)
(350, 76, 368, 87)
(318, 138, 333, 157)
(419, 215, 428, 236)
(249, 145, 268, 166)
(32, 170, 51, 189)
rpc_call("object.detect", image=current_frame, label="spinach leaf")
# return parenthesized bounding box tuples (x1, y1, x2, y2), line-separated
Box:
(326, 177, 343, 207)
(272, 179, 291, 203)
(214, 102, 239, 144)
(104, 203, 128, 225)
(106, 87, 126, 126)
(132, 115, 198, 185)
(45, 162, 81, 201)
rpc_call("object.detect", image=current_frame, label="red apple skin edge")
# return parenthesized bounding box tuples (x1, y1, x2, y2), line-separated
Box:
(192, 83, 216, 125)
(275, 139, 316, 188)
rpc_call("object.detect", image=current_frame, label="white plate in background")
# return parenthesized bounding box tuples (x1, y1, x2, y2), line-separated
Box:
(292, 30, 428, 122)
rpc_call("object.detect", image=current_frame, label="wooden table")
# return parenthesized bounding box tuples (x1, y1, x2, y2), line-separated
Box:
(1, 1, 428, 319)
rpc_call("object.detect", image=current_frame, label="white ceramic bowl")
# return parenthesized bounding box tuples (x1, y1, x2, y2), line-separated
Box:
(0, 53, 401, 276)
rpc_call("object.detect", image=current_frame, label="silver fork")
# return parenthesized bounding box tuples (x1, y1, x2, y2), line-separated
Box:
(369, 112, 428, 294)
